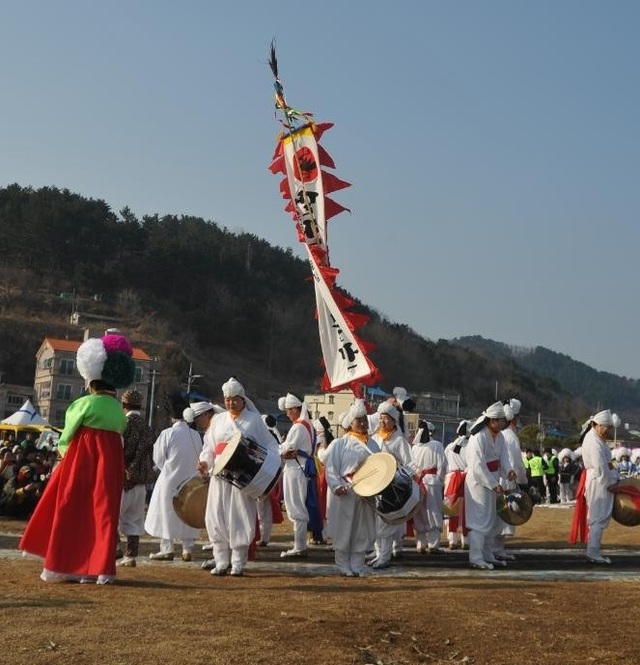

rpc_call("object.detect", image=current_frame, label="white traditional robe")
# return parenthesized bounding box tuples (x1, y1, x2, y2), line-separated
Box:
(257, 425, 283, 543)
(444, 435, 468, 543)
(445, 436, 468, 474)
(582, 428, 618, 558)
(144, 420, 202, 542)
(317, 437, 333, 539)
(372, 428, 412, 559)
(199, 422, 217, 545)
(411, 439, 446, 548)
(499, 426, 528, 538)
(280, 417, 314, 551)
(324, 433, 377, 575)
(208, 408, 278, 571)
(464, 428, 510, 532)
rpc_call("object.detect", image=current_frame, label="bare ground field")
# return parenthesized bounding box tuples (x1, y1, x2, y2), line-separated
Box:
(2, 505, 639, 665)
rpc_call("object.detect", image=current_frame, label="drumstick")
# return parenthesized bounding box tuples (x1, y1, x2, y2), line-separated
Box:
(349, 468, 384, 487)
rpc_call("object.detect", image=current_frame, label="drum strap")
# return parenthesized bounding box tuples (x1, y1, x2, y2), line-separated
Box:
(290, 419, 316, 478)
(296, 419, 316, 452)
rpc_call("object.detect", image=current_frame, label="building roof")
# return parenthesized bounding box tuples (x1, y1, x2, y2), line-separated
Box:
(41, 337, 151, 361)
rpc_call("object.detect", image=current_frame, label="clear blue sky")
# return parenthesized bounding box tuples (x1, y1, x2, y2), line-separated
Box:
(2, 1, 638, 379)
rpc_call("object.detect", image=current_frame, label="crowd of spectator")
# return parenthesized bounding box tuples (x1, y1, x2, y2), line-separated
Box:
(0, 433, 58, 519)
(523, 444, 640, 506)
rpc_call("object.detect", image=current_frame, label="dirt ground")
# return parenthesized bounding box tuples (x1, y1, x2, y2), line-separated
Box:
(2, 506, 640, 665)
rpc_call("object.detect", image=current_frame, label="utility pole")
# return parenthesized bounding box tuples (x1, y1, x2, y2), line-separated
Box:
(186, 363, 203, 398)
(147, 357, 160, 429)
(537, 412, 544, 454)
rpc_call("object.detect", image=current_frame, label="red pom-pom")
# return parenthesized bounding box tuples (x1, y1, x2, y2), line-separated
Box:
(102, 334, 133, 356)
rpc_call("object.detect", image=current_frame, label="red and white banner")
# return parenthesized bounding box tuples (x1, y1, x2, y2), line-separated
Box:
(306, 246, 380, 391)
(270, 122, 382, 392)
(268, 45, 381, 393)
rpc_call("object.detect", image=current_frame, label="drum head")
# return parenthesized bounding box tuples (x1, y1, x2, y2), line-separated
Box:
(173, 476, 209, 529)
(612, 477, 640, 527)
(351, 452, 397, 497)
(212, 430, 243, 476)
(497, 489, 533, 526)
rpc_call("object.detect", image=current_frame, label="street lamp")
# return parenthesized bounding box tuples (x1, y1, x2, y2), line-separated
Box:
(612, 412, 622, 445)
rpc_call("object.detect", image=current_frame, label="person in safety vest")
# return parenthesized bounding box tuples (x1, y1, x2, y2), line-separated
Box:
(543, 447, 559, 504)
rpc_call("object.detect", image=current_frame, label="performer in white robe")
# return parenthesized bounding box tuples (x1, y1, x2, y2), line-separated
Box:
(581, 409, 619, 564)
(256, 414, 283, 547)
(494, 398, 528, 561)
(367, 402, 412, 568)
(464, 401, 515, 570)
(315, 416, 335, 543)
(324, 400, 377, 577)
(187, 401, 224, 570)
(411, 420, 446, 553)
(367, 387, 415, 440)
(207, 377, 278, 576)
(278, 393, 314, 558)
(444, 420, 471, 550)
(145, 392, 203, 561)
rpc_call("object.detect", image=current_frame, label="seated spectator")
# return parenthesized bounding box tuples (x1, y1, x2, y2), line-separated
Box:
(15, 444, 38, 470)
(19, 432, 37, 451)
(0, 464, 43, 519)
(0, 448, 17, 494)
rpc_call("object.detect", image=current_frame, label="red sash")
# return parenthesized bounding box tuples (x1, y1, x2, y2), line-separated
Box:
(445, 470, 466, 501)
(269, 477, 284, 524)
(445, 470, 467, 534)
(487, 460, 500, 472)
(318, 462, 328, 522)
(569, 470, 588, 544)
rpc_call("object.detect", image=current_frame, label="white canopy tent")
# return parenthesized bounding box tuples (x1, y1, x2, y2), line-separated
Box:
(1, 399, 49, 426)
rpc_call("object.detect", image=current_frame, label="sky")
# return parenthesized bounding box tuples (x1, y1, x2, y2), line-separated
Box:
(1, 1, 639, 379)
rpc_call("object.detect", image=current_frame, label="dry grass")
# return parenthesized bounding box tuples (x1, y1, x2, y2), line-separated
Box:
(2, 507, 639, 665)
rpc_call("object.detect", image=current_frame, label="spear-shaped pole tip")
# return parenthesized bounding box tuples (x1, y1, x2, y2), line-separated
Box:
(269, 39, 278, 79)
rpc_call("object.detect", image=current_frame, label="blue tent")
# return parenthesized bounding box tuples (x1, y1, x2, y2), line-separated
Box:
(365, 386, 390, 398)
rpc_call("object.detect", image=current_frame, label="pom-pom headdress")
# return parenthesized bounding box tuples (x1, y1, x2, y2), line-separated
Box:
(76, 332, 136, 389)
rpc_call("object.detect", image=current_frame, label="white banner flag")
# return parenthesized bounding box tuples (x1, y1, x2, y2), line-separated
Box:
(307, 246, 373, 388)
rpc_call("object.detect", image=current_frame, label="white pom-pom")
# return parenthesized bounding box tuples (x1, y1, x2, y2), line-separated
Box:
(183, 407, 195, 424)
(76, 338, 107, 383)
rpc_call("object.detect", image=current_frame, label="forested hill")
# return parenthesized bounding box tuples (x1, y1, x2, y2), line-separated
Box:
(452, 336, 640, 417)
(0, 184, 619, 423)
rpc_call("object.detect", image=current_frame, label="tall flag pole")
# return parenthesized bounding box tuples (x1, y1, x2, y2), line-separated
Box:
(268, 41, 382, 395)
